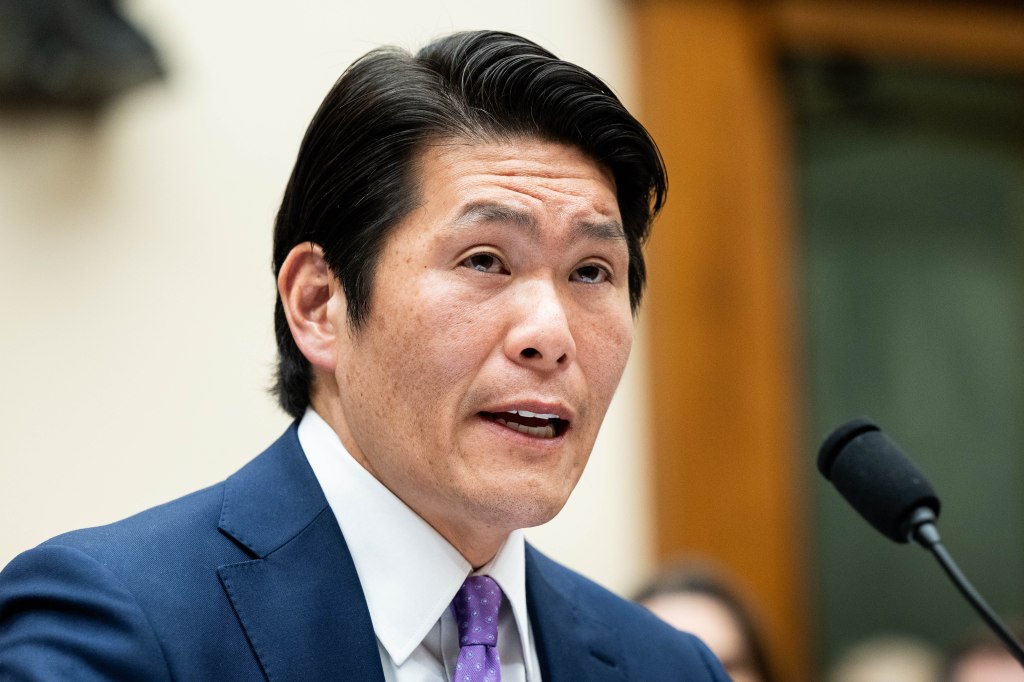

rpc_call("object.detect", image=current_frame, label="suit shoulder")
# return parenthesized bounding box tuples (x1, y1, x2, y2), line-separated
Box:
(0, 540, 176, 680)
(40, 480, 228, 564)
(526, 545, 730, 680)
(525, 545, 654, 623)
(0, 430, 304, 679)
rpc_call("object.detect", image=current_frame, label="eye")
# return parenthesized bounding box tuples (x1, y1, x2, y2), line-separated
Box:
(571, 263, 611, 284)
(460, 252, 508, 275)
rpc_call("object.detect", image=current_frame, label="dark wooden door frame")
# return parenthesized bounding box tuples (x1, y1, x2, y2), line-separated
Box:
(632, 2, 1024, 680)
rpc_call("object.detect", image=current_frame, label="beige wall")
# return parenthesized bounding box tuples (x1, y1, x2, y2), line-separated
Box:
(0, 0, 654, 595)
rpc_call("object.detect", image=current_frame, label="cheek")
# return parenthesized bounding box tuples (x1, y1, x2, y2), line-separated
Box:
(580, 310, 634, 396)
(373, 277, 496, 391)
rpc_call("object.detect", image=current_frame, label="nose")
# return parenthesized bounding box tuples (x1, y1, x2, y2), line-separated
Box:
(503, 280, 576, 371)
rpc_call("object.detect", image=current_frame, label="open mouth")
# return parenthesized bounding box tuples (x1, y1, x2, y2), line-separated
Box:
(480, 410, 569, 439)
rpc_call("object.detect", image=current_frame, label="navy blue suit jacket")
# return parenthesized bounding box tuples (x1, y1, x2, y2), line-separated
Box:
(0, 426, 729, 681)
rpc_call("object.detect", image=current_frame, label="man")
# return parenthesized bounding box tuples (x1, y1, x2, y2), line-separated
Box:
(0, 30, 729, 681)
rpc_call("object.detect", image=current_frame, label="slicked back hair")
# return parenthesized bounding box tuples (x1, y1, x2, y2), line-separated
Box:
(272, 30, 667, 418)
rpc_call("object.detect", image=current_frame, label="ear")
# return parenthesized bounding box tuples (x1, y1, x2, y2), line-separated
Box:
(277, 242, 343, 371)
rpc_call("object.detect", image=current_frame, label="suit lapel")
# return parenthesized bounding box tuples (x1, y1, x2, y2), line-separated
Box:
(525, 545, 626, 682)
(216, 426, 385, 682)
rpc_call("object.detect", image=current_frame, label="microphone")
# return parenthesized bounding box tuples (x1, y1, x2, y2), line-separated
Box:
(818, 418, 940, 544)
(818, 418, 1024, 667)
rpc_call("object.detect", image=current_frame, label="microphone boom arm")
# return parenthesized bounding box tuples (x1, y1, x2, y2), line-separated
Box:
(909, 509, 1024, 667)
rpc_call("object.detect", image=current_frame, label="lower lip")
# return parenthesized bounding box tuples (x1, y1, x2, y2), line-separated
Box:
(476, 414, 570, 450)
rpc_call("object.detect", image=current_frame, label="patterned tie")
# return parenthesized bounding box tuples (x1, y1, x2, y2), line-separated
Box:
(451, 575, 502, 682)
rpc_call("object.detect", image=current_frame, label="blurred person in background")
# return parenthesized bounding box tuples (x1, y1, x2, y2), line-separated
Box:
(634, 559, 779, 682)
(827, 635, 942, 682)
(944, 621, 1024, 682)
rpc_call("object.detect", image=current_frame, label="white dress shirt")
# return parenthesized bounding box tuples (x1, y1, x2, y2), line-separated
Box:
(298, 408, 542, 682)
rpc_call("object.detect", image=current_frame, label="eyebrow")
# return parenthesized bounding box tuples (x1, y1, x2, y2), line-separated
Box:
(451, 201, 626, 243)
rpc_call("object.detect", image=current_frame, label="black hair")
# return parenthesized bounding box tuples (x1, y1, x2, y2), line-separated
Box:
(272, 30, 667, 418)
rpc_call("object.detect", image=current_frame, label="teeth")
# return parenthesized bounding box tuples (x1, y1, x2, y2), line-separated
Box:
(495, 417, 556, 439)
(509, 409, 560, 420)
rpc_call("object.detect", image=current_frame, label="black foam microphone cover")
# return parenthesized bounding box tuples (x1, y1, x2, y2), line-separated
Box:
(818, 418, 941, 543)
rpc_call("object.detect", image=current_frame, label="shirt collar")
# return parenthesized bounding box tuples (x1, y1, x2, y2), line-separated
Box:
(297, 408, 532, 668)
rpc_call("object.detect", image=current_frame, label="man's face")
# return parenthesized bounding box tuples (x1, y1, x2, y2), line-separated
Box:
(325, 137, 634, 559)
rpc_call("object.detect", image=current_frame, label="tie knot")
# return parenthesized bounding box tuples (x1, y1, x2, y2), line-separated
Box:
(452, 575, 502, 647)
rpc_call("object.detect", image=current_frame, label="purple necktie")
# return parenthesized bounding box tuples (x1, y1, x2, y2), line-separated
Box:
(451, 575, 502, 682)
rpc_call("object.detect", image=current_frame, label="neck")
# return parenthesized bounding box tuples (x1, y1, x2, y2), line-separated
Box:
(308, 390, 511, 570)
(432, 519, 508, 570)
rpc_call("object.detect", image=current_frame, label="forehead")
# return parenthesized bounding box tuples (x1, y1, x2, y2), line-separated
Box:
(412, 137, 620, 222)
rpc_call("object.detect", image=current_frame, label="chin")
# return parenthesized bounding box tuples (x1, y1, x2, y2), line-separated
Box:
(473, 484, 573, 531)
